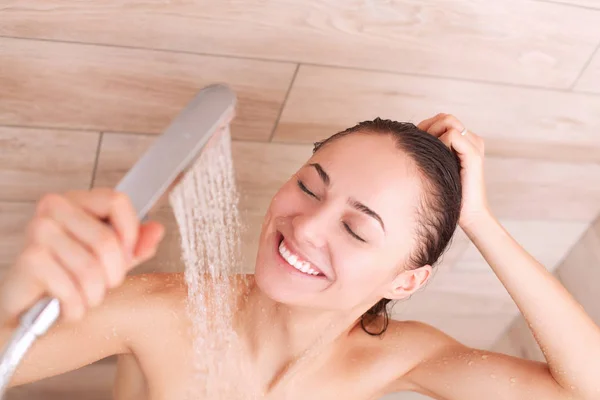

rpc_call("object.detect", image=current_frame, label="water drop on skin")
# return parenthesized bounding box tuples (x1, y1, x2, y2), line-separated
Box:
(481, 355, 489, 360)
(468, 361, 474, 366)
(510, 377, 517, 384)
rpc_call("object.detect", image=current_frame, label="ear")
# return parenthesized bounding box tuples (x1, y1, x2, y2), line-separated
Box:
(384, 265, 433, 300)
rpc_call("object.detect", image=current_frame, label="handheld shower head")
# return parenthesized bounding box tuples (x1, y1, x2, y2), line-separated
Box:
(0, 84, 237, 396)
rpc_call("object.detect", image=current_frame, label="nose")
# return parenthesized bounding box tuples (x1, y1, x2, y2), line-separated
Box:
(291, 208, 331, 249)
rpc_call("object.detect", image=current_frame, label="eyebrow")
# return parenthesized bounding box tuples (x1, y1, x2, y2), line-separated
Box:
(309, 163, 386, 233)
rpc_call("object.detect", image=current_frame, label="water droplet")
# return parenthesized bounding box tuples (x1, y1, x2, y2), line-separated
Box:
(481, 355, 489, 360)
(570, 385, 576, 390)
(468, 361, 474, 366)
(510, 377, 517, 383)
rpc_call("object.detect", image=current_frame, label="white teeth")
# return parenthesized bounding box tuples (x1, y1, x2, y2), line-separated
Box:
(278, 240, 321, 277)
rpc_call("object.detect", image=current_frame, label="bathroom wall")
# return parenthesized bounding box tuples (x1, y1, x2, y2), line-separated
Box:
(492, 215, 600, 362)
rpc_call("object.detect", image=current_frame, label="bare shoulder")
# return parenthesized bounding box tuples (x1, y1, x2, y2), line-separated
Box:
(346, 318, 462, 394)
(111, 272, 189, 323)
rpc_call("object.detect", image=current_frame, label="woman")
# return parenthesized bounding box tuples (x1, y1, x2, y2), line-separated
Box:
(1, 113, 599, 400)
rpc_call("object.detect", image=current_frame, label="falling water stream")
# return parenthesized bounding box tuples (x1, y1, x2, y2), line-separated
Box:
(169, 126, 255, 399)
(167, 126, 353, 399)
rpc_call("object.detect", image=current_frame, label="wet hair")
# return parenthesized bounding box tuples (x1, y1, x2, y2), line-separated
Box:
(312, 118, 462, 336)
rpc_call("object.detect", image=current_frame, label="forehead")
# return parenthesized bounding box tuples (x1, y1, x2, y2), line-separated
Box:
(308, 133, 423, 233)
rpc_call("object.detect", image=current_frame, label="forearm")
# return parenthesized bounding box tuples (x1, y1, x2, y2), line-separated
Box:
(462, 212, 600, 397)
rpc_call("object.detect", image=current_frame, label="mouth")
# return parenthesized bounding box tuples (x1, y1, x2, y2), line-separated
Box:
(275, 232, 328, 279)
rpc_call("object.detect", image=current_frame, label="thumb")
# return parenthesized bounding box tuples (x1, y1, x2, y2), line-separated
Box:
(131, 222, 165, 267)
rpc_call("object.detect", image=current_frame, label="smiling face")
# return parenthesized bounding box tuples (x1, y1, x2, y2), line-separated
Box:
(254, 132, 431, 314)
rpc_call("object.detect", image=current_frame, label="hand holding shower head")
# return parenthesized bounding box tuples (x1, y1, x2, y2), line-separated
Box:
(0, 84, 237, 397)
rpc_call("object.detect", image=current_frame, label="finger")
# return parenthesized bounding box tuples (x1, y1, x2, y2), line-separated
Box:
(33, 217, 107, 308)
(64, 189, 140, 256)
(426, 116, 465, 137)
(4, 246, 86, 322)
(439, 129, 482, 162)
(36, 195, 128, 287)
(417, 114, 441, 132)
(463, 130, 485, 154)
(131, 222, 165, 266)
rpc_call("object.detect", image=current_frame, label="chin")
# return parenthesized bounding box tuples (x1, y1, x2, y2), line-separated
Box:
(253, 225, 333, 306)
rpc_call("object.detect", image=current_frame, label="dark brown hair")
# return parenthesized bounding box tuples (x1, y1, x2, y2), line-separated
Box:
(313, 118, 462, 336)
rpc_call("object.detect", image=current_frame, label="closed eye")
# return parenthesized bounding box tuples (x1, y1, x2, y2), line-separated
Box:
(297, 179, 318, 199)
(297, 179, 366, 243)
(343, 222, 366, 243)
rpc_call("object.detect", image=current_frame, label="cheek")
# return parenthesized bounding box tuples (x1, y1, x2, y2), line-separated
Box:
(329, 250, 397, 305)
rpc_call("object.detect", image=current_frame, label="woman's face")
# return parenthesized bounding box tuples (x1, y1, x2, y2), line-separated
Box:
(254, 133, 429, 313)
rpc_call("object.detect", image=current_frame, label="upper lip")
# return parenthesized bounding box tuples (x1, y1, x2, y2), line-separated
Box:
(280, 235, 331, 279)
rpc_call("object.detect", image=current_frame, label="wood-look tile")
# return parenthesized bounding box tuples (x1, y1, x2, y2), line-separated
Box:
(543, 0, 600, 9)
(6, 361, 115, 400)
(2, 1, 600, 87)
(380, 392, 431, 400)
(491, 316, 543, 362)
(0, 38, 296, 141)
(555, 224, 600, 324)
(458, 220, 590, 270)
(484, 159, 600, 221)
(396, 308, 517, 349)
(0, 202, 36, 273)
(574, 46, 600, 94)
(274, 66, 600, 158)
(435, 227, 470, 270)
(95, 133, 312, 273)
(0, 127, 99, 201)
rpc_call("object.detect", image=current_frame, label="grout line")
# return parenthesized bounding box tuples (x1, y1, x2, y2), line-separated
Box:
(89, 132, 104, 189)
(530, 0, 600, 11)
(0, 199, 37, 205)
(0, 35, 296, 66)
(0, 124, 104, 134)
(2, 123, 600, 164)
(569, 40, 600, 90)
(4, 35, 600, 94)
(268, 64, 300, 142)
(0, 123, 159, 136)
(299, 61, 589, 94)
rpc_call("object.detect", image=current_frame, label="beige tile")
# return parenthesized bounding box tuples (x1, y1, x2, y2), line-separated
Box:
(395, 305, 517, 349)
(0, 202, 36, 272)
(0, 38, 296, 141)
(491, 329, 526, 359)
(3, 1, 600, 87)
(6, 361, 115, 400)
(274, 66, 600, 158)
(491, 315, 543, 362)
(485, 159, 600, 221)
(435, 227, 470, 270)
(95, 133, 312, 273)
(555, 223, 600, 324)
(544, 0, 600, 9)
(0, 127, 99, 201)
(459, 220, 590, 270)
(380, 392, 433, 400)
(574, 46, 600, 94)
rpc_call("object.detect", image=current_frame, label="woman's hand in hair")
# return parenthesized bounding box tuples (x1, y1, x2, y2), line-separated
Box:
(417, 113, 491, 229)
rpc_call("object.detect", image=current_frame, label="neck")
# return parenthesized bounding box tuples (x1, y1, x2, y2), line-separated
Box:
(236, 278, 367, 391)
